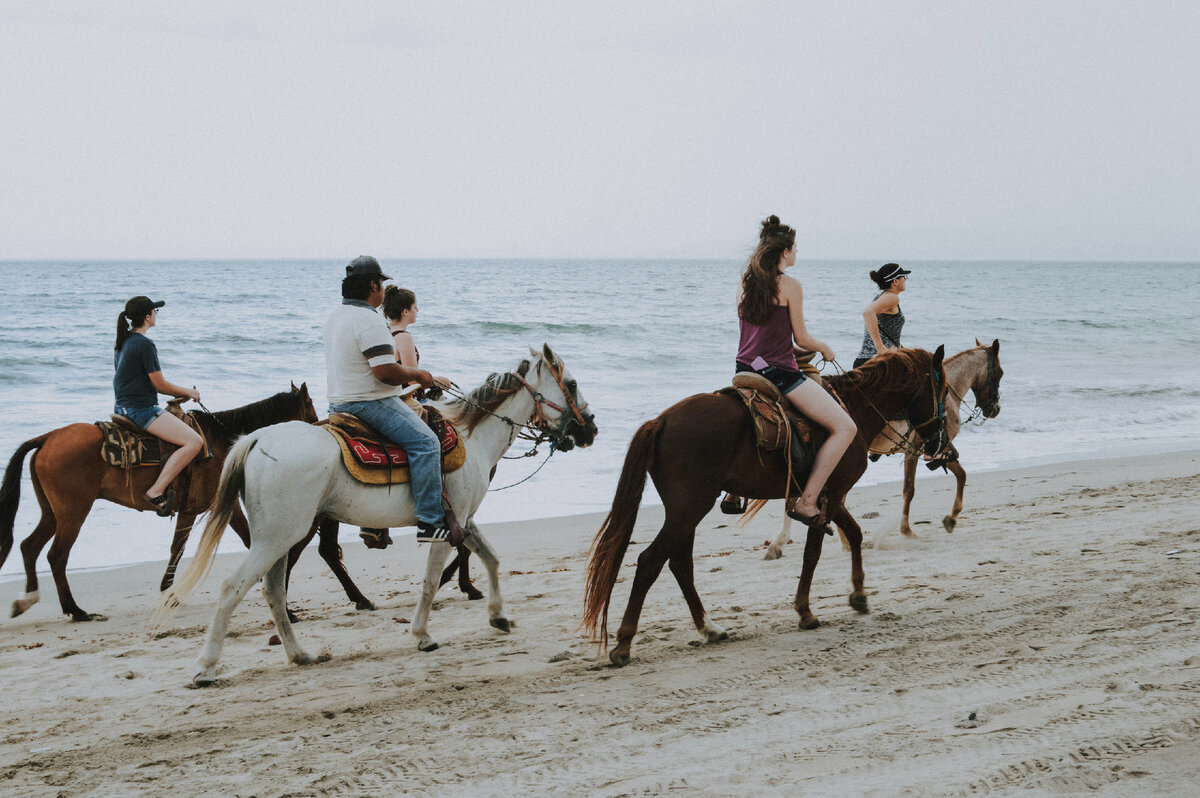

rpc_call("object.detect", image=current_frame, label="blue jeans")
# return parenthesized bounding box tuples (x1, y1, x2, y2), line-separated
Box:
(329, 396, 444, 526)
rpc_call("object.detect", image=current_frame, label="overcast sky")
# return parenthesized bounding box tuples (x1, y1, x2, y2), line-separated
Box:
(2, 1, 1197, 261)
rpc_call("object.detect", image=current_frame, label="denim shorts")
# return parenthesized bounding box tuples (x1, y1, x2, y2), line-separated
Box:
(735, 361, 807, 395)
(114, 404, 164, 430)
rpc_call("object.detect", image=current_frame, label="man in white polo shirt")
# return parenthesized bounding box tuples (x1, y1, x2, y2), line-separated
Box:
(325, 256, 459, 545)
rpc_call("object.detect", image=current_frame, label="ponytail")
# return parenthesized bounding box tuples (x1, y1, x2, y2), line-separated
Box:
(115, 312, 132, 351)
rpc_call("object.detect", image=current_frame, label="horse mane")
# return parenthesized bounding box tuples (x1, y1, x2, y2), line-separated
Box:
(191, 390, 302, 443)
(441, 358, 533, 434)
(826, 348, 932, 403)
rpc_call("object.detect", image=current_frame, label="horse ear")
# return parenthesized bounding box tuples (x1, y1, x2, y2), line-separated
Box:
(529, 345, 540, 361)
(542, 342, 555, 363)
(933, 344, 945, 368)
(975, 337, 982, 347)
(991, 338, 1000, 354)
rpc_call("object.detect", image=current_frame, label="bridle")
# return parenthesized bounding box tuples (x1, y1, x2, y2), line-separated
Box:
(443, 355, 591, 453)
(836, 358, 950, 460)
(947, 345, 1001, 425)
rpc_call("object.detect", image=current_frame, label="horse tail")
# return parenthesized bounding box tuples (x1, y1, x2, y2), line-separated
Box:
(582, 417, 660, 650)
(154, 434, 256, 621)
(0, 434, 50, 567)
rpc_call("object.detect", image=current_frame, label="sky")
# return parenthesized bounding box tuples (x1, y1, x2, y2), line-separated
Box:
(1, 1, 1198, 261)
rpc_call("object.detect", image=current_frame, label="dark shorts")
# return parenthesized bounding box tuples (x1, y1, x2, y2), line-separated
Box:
(114, 404, 165, 430)
(735, 361, 807, 395)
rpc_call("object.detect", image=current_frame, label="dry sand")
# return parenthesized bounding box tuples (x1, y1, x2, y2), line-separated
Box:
(1, 450, 1198, 797)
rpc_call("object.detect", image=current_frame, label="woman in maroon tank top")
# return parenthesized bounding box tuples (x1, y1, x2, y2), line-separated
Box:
(732, 216, 857, 527)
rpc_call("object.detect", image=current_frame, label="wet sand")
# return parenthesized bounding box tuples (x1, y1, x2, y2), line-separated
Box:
(1, 450, 1198, 796)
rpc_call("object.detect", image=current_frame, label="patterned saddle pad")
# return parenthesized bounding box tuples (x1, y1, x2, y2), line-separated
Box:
(97, 413, 212, 469)
(324, 408, 466, 486)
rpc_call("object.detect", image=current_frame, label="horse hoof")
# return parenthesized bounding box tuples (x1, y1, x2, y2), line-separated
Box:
(466, 589, 484, 601)
(355, 600, 376, 611)
(763, 548, 782, 561)
(798, 616, 820, 630)
(10, 600, 27, 618)
(286, 610, 300, 624)
(943, 516, 957, 533)
(609, 650, 631, 667)
(490, 617, 511, 633)
(192, 672, 217, 687)
(704, 629, 730, 643)
(72, 612, 107, 622)
(849, 595, 870, 614)
(418, 640, 440, 652)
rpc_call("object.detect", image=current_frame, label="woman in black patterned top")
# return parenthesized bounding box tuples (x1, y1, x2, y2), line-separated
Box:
(853, 263, 910, 369)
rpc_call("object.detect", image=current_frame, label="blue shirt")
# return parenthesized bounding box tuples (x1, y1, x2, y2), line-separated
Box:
(113, 333, 161, 408)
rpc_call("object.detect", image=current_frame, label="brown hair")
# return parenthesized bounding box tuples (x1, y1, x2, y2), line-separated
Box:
(738, 215, 796, 325)
(381, 285, 416, 322)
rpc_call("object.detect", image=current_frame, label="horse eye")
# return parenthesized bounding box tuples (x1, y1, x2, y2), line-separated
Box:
(565, 380, 577, 393)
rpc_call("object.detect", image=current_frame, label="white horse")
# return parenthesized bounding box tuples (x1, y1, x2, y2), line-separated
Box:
(763, 339, 1002, 558)
(158, 344, 596, 686)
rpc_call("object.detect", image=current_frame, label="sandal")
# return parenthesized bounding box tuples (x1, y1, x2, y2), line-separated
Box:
(786, 504, 834, 536)
(146, 488, 176, 518)
(719, 495, 747, 515)
(359, 527, 393, 549)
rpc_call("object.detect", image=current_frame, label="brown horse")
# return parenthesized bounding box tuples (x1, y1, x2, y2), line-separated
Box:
(583, 346, 952, 667)
(0, 384, 376, 621)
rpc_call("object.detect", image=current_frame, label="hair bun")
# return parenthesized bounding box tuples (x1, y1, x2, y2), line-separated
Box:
(869, 269, 881, 282)
(760, 214, 783, 240)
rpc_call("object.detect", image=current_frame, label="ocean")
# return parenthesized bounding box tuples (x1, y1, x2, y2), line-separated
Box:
(2, 259, 1198, 577)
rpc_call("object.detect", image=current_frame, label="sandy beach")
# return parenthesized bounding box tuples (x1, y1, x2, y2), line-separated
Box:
(1, 449, 1197, 797)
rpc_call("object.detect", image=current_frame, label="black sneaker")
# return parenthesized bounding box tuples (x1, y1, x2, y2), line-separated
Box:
(416, 521, 452, 543)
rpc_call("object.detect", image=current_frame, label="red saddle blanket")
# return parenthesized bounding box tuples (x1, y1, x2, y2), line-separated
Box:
(324, 410, 466, 485)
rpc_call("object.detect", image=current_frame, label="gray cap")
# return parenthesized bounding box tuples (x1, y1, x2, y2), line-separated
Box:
(345, 255, 391, 280)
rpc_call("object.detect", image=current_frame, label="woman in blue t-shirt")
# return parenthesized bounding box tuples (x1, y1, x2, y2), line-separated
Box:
(113, 295, 203, 516)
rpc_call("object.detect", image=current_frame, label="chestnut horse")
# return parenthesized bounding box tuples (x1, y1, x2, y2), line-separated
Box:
(583, 346, 951, 667)
(0, 384, 363, 621)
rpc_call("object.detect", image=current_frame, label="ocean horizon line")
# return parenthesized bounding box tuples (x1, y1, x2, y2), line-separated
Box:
(3, 257, 1199, 266)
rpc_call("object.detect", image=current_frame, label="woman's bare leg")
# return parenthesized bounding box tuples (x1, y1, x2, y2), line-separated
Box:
(784, 379, 856, 518)
(144, 412, 203, 498)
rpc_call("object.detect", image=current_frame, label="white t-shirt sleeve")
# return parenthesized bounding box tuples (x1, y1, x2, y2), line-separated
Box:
(355, 314, 396, 368)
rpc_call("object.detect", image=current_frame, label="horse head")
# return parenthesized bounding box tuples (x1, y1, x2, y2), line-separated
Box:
(972, 338, 1003, 419)
(527, 343, 598, 451)
(290, 381, 319, 424)
(909, 345, 957, 462)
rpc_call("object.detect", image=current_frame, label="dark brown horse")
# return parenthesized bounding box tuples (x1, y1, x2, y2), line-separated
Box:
(583, 347, 952, 666)
(0, 384, 379, 621)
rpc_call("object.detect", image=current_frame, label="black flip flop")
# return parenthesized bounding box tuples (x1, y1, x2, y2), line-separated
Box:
(147, 488, 176, 517)
(786, 507, 834, 536)
(719, 496, 746, 515)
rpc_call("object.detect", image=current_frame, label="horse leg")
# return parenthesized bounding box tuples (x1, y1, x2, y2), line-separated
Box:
(611, 529, 678, 667)
(314, 516, 375, 611)
(411, 540, 456, 652)
(667, 531, 727, 644)
(261, 555, 315, 666)
(829, 501, 869, 615)
(13, 514, 55, 618)
(440, 545, 483, 600)
(764, 514, 792, 561)
(160, 511, 198, 592)
(459, 519, 505, 628)
(793, 524, 828, 629)
(281, 517, 319, 623)
(194, 543, 292, 686)
(943, 461, 966, 533)
(900, 454, 918, 537)
(44, 503, 103, 622)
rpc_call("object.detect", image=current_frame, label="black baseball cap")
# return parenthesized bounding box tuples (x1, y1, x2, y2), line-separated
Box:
(345, 255, 391, 280)
(124, 296, 165, 318)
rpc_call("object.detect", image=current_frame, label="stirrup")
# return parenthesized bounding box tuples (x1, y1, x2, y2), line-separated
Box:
(147, 488, 176, 517)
